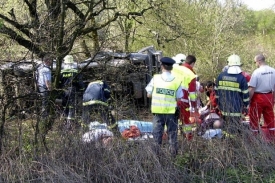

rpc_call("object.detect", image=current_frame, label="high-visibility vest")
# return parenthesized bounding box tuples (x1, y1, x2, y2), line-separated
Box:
(172, 65, 197, 101)
(151, 74, 181, 114)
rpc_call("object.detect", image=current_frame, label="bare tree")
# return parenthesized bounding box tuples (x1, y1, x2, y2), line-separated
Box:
(0, 0, 154, 151)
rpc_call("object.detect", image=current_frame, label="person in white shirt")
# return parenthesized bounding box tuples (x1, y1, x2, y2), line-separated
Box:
(249, 54, 275, 142)
(36, 54, 53, 117)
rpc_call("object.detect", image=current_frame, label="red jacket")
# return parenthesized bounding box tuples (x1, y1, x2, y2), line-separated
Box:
(242, 72, 251, 83)
(209, 90, 217, 109)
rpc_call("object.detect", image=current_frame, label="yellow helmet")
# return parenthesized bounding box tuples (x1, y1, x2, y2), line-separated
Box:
(64, 55, 74, 64)
(227, 54, 241, 66)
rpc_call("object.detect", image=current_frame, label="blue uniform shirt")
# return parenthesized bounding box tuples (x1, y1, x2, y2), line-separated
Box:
(215, 71, 249, 116)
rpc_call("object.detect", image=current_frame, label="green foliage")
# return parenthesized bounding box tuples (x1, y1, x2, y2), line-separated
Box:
(2, 1, 275, 182)
(254, 10, 275, 35)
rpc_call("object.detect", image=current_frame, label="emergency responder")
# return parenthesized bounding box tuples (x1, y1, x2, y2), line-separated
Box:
(249, 54, 275, 142)
(82, 80, 115, 126)
(215, 54, 249, 134)
(145, 57, 183, 157)
(172, 55, 198, 140)
(60, 55, 85, 129)
(222, 61, 251, 83)
(36, 54, 53, 118)
(172, 53, 186, 65)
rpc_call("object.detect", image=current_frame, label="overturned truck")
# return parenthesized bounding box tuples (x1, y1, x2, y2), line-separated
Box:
(0, 46, 162, 118)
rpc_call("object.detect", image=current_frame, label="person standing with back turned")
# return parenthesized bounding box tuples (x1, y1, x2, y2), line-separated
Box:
(146, 57, 183, 157)
(215, 54, 249, 134)
(172, 55, 198, 140)
(249, 54, 275, 142)
(60, 55, 85, 129)
(36, 54, 53, 118)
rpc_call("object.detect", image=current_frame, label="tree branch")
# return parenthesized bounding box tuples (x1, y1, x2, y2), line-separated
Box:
(0, 25, 42, 57)
(66, 1, 85, 20)
(23, 0, 39, 24)
(82, 6, 153, 34)
(0, 14, 34, 38)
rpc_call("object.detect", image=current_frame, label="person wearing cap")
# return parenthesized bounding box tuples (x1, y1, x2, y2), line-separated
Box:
(215, 54, 249, 134)
(249, 54, 275, 142)
(60, 55, 85, 129)
(172, 55, 198, 140)
(36, 54, 53, 118)
(145, 57, 183, 157)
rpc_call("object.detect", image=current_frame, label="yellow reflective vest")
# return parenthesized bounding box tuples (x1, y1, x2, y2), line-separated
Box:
(151, 74, 181, 114)
(172, 64, 197, 102)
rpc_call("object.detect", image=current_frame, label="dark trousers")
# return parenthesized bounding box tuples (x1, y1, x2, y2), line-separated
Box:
(222, 115, 248, 134)
(82, 103, 115, 125)
(62, 87, 76, 120)
(38, 86, 50, 118)
(153, 113, 178, 156)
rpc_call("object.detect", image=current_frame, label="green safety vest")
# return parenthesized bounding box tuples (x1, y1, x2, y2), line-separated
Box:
(151, 74, 181, 114)
(172, 65, 197, 101)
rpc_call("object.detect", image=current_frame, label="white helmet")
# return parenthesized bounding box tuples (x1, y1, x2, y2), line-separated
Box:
(227, 54, 241, 66)
(172, 53, 186, 64)
(64, 55, 74, 64)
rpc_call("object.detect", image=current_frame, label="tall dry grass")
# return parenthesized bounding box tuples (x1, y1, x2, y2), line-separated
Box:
(1, 119, 275, 183)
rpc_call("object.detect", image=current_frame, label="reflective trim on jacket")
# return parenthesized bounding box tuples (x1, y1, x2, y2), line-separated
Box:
(83, 100, 108, 106)
(221, 112, 242, 117)
(215, 71, 249, 115)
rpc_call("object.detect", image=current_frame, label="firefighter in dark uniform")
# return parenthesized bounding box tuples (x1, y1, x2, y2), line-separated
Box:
(82, 80, 115, 126)
(60, 55, 85, 128)
(215, 54, 249, 134)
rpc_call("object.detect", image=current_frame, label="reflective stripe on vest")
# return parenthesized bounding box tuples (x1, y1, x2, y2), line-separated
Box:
(182, 124, 196, 133)
(83, 100, 108, 106)
(217, 86, 241, 92)
(189, 91, 197, 101)
(88, 80, 104, 86)
(180, 98, 189, 103)
(221, 112, 242, 117)
(151, 74, 181, 114)
(61, 68, 78, 73)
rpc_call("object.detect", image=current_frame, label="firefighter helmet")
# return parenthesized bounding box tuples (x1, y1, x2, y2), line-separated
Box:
(64, 55, 74, 64)
(227, 54, 241, 66)
(173, 53, 186, 64)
